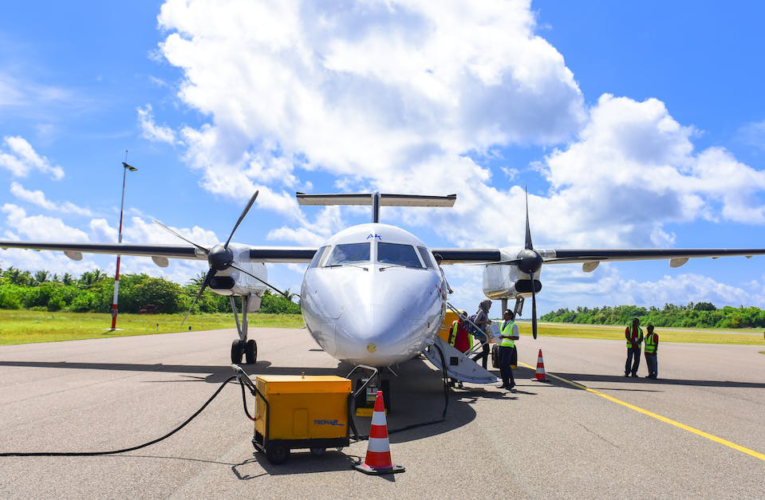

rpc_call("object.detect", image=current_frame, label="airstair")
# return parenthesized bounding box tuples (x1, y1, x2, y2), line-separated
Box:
(423, 336, 498, 384)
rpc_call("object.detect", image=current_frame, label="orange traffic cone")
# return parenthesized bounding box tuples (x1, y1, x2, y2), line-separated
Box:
(532, 349, 548, 382)
(354, 390, 405, 475)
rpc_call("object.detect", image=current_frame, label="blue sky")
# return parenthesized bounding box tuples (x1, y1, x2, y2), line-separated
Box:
(2, 0, 765, 314)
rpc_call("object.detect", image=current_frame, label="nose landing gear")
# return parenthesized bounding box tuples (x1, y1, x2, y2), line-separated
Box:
(347, 365, 392, 415)
(230, 294, 258, 365)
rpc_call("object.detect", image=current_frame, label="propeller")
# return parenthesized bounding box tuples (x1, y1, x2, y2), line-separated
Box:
(153, 190, 291, 325)
(516, 187, 543, 339)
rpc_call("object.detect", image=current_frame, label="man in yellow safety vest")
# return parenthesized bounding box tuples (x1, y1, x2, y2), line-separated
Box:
(498, 310, 520, 391)
(644, 324, 659, 379)
(624, 317, 643, 378)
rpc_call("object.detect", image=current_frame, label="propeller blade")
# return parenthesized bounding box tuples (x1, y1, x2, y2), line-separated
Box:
(154, 220, 210, 255)
(530, 270, 538, 339)
(524, 186, 533, 251)
(181, 268, 215, 326)
(230, 264, 290, 298)
(224, 190, 259, 249)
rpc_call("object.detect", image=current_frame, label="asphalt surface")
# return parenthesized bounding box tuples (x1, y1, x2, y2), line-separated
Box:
(1, 328, 764, 498)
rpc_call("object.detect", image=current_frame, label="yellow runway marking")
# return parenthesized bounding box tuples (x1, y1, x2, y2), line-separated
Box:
(518, 362, 765, 462)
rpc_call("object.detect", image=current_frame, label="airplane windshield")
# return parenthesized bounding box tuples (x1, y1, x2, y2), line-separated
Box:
(324, 243, 370, 266)
(377, 242, 423, 268)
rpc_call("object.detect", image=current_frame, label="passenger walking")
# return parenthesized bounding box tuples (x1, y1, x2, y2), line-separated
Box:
(624, 317, 643, 377)
(471, 300, 492, 369)
(497, 310, 520, 391)
(644, 324, 659, 379)
(449, 312, 473, 354)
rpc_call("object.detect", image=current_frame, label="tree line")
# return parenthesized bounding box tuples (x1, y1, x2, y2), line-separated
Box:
(540, 302, 765, 329)
(0, 267, 301, 315)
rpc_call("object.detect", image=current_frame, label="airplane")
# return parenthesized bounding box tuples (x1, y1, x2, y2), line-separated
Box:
(3, 190, 765, 405)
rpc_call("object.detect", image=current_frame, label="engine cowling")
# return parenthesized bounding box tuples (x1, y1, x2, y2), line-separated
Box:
(482, 247, 543, 300)
(208, 244, 268, 299)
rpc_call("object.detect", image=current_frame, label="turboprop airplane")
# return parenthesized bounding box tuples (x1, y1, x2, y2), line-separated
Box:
(3, 190, 765, 404)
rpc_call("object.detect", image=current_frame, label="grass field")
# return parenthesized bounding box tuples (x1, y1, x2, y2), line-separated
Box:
(0, 310, 304, 345)
(517, 321, 765, 346)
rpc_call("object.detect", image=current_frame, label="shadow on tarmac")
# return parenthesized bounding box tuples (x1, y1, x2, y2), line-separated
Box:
(545, 371, 765, 390)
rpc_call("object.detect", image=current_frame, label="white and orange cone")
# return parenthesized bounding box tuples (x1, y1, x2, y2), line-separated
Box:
(532, 349, 549, 382)
(354, 390, 405, 475)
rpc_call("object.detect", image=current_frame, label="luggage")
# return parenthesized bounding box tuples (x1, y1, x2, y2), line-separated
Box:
(491, 345, 499, 368)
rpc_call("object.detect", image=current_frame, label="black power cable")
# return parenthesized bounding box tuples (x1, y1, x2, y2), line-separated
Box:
(0, 376, 237, 457)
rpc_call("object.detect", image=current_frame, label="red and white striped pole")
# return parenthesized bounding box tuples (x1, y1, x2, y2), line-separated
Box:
(110, 154, 137, 331)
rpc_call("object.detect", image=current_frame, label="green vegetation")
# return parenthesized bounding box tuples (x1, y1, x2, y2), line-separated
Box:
(516, 322, 764, 346)
(541, 302, 765, 329)
(0, 310, 304, 345)
(0, 266, 301, 315)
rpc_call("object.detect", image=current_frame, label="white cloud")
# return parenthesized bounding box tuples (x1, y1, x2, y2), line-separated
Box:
(157, 0, 585, 203)
(737, 119, 765, 151)
(137, 104, 179, 145)
(0, 136, 64, 180)
(10, 182, 93, 216)
(1, 204, 88, 241)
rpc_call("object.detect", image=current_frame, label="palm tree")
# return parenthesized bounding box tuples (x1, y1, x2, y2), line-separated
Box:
(62, 273, 74, 286)
(34, 270, 50, 285)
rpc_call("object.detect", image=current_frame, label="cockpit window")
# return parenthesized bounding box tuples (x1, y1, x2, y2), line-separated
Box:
(308, 246, 328, 269)
(324, 243, 370, 267)
(417, 246, 435, 269)
(377, 242, 423, 268)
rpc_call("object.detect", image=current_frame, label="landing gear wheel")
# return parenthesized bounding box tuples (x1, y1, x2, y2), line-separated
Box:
(231, 340, 244, 364)
(265, 444, 290, 465)
(245, 339, 257, 364)
(380, 379, 391, 412)
(310, 447, 326, 457)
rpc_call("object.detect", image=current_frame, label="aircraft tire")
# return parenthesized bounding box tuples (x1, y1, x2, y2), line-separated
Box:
(231, 340, 244, 364)
(381, 379, 391, 412)
(245, 339, 257, 364)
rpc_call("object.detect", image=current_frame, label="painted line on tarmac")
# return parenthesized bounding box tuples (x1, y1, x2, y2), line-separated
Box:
(518, 362, 765, 463)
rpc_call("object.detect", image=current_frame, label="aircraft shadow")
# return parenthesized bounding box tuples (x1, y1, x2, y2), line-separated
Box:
(546, 371, 765, 390)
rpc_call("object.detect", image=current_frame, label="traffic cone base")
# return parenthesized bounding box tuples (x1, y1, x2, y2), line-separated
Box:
(532, 348, 550, 382)
(353, 389, 405, 475)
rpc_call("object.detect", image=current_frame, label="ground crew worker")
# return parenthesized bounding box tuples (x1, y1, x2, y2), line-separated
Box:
(433, 253, 453, 294)
(644, 324, 659, 379)
(624, 317, 643, 377)
(471, 299, 492, 369)
(498, 310, 519, 391)
(449, 312, 473, 354)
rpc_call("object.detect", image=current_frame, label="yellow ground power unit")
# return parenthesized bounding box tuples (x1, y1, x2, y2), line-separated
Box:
(252, 375, 352, 464)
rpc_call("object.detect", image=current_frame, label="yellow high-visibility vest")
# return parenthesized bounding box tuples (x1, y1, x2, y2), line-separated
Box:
(626, 324, 642, 348)
(500, 321, 516, 348)
(645, 332, 657, 354)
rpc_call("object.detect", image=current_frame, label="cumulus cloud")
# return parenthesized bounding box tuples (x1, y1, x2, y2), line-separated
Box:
(0, 136, 64, 180)
(157, 0, 585, 208)
(10, 182, 93, 216)
(137, 104, 179, 145)
(1, 204, 88, 241)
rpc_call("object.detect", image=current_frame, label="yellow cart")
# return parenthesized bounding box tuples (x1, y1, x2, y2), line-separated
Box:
(241, 372, 352, 465)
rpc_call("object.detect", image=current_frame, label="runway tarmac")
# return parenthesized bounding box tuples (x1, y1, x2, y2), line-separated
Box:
(1, 328, 764, 498)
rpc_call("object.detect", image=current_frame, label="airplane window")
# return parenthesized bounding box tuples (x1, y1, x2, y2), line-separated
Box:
(417, 246, 435, 269)
(378, 242, 423, 268)
(308, 246, 328, 269)
(324, 243, 370, 266)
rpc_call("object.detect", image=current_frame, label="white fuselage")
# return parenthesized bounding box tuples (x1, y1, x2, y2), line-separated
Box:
(300, 223, 447, 367)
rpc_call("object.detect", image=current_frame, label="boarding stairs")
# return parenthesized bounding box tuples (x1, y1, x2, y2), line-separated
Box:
(422, 302, 498, 385)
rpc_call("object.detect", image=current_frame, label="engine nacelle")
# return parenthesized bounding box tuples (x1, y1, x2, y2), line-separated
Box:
(482, 247, 543, 300)
(209, 244, 268, 301)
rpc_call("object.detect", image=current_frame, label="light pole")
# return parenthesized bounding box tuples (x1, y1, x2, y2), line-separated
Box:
(110, 155, 138, 331)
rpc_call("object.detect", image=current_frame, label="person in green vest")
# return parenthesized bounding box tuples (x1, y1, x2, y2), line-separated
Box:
(644, 324, 659, 379)
(497, 310, 520, 391)
(624, 317, 643, 377)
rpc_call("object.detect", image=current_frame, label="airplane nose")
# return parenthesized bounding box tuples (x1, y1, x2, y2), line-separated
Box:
(331, 269, 443, 366)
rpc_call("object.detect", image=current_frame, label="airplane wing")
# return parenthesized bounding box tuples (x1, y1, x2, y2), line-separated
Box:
(431, 248, 765, 265)
(0, 241, 317, 263)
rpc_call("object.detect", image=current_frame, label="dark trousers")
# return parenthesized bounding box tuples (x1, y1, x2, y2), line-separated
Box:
(625, 347, 641, 375)
(472, 343, 489, 369)
(498, 346, 516, 387)
(645, 353, 658, 378)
